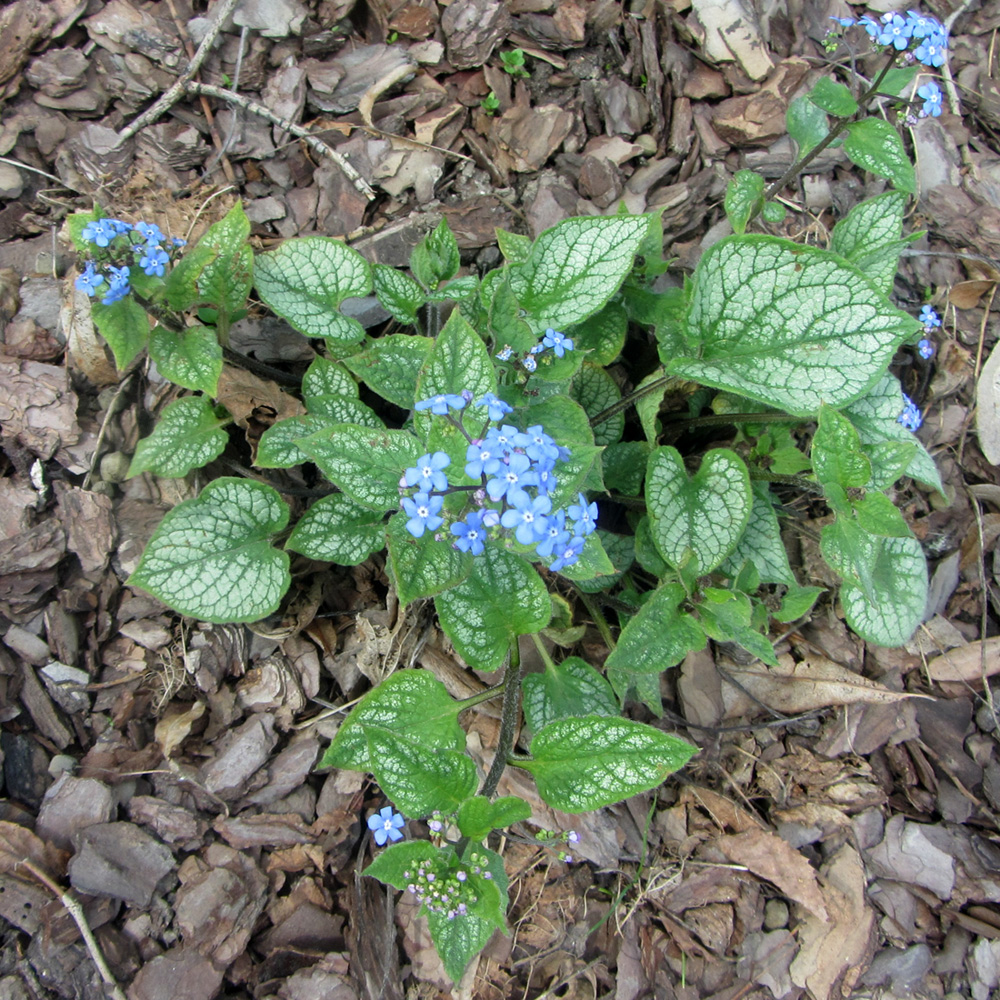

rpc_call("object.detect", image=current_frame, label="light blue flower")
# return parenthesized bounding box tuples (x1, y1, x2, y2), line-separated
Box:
(415, 393, 467, 414)
(535, 509, 570, 558)
(523, 354, 537, 372)
(917, 81, 943, 117)
(877, 13, 913, 49)
(829, 16, 855, 26)
(451, 511, 487, 554)
(101, 265, 131, 305)
(919, 304, 941, 329)
(404, 451, 450, 492)
(139, 245, 170, 276)
(465, 441, 501, 479)
(474, 392, 513, 421)
(81, 219, 117, 247)
(74, 262, 105, 297)
(898, 393, 923, 432)
(914, 37, 946, 67)
(542, 328, 574, 357)
(501, 493, 551, 545)
(918, 338, 935, 359)
(550, 535, 585, 572)
(134, 221, 165, 245)
(568, 493, 598, 535)
(368, 806, 405, 846)
(401, 491, 444, 537)
(486, 453, 532, 502)
(905, 11, 940, 38)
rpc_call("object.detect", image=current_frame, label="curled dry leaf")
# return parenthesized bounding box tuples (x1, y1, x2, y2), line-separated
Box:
(0, 819, 68, 880)
(926, 636, 1000, 684)
(723, 653, 932, 714)
(716, 829, 828, 921)
(977, 339, 1000, 465)
(155, 700, 206, 757)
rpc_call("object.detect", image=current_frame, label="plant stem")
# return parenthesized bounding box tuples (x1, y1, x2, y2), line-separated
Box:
(530, 631, 556, 671)
(479, 641, 523, 799)
(664, 411, 801, 430)
(760, 49, 899, 211)
(454, 681, 507, 710)
(590, 374, 674, 428)
(575, 590, 616, 651)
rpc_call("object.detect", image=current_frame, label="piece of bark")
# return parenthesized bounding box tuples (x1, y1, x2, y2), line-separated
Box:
(36, 775, 115, 852)
(128, 796, 209, 851)
(18, 659, 73, 750)
(199, 713, 277, 800)
(0, 1, 58, 88)
(0, 355, 80, 459)
(69, 822, 175, 906)
(127, 946, 223, 1000)
(442, 0, 511, 70)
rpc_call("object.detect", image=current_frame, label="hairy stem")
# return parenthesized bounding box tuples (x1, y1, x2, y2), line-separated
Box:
(590, 374, 674, 428)
(479, 641, 523, 799)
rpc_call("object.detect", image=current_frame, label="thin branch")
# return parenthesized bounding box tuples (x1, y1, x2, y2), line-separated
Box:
(118, 0, 241, 141)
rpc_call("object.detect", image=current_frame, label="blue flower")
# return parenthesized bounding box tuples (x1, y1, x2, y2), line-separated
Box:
(171, 236, 187, 246)
(535, 509, 570, 558)
(917, 81, 943, 117)
(495, 345, 513, 361)
(139, 245, 170, 276)
(474, 392, 513, 421)
(415, 393, 467, 415)
(484, 425, 517, 459)
(906, 11, 940, 38)
(858, 15, 880, 37)
(134, 221, 165, 245)
(898, 394, 923, 432)
(81, 219, 117, 247)
(514, 425, 560, 464)
(74, 262, 105, 297)
(465, 441, 501, 479)
(918, 338, 935, 359)
(451, 511, 487, 555)
(401, 492, 444, 537)
(368, 806, 405, 846)
(404, 451, 450, 492)
(542, 328, 574, 357)
(549, 535, 585, 572)
(914, 36, 946, 67)
(919, 304, 941, 329)
(486, 453, 532, 502)
(101, 265, 131, 305)
(500, 493, 552, 545)
(877, 13, 912, 49)
(567, 493, 598, 535)
(829, 16, 855, 26)
(523, 354, 537, 373)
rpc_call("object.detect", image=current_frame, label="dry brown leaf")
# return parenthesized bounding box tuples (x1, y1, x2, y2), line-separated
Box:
(948, 279, 996, 310)
(724, 653, 931, 713)
(925, 636, 1000, 683)
(0, 820, 68, 880)
(155, 700, 206, 757)
(716, 829, 829, 921)
(977, 340, 1000, 465)
(215, 365, 306, 432)
(790, 845, 875, 1000)
(680, 786, 765, 833)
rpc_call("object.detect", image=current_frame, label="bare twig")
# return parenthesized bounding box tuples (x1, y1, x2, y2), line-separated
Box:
(184, 82, 376, 201)
(118, 0, 241, 142)
(17, 860, 128, 1000)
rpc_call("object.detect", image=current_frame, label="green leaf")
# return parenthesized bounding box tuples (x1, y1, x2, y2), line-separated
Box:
(525, 394, 594, 450)
(842, 374, 942, 492)
(518, 716, 697, 813)
(304, 393, 380, 426)
(365, 727, 477, 817)
(830, 191, 911, 294)
(864, 439, 918, 490)
(523, 656, 619, 735)
(672, 235, 920, 415)
(91, 295, 150, 369)
(416, 309, 495, 414)
(411, 217, 460, 290)
(364, 839, 438, 887)
(761, 201, 786, 224)
(602, 441, 650, 495)
(127, 478, 290, 623)
(633, 515, 669, 577)
(299, 424, 422, 510)
(426, 907, 499, 983)
(254, 237, 372, 345)
(838, 534, 927, 645)
(604, 583, 706, 705)
(813, 404, 872, 489)
(286, 494, 386, 565)
(787, 95, 829, 158)
(321, 670, 464, 771)
(808, 76, 858, 116)
(508, 215, 651, 329)
(456, 796, 532, 840)
(774, 584, 824, 623)
(635, 368, 668, 444)
(844, 118, 916, 194)
(569, 301, 627, 365)
(256, 415, 335, 468)
(342, 335, 433, 408)
(435, 545, 550, 672)
(302, 356, 359, 401)
(386, 510, 472, 606)
(720, 484, 795, 586)
(427, 275, 479, 304)
(571, 362, 624, 446)
(148, 325, 223, 396)
(565, 530, 629, 590)
(195, 202, 253, 322)
(880, 66, 919, 96)
(496, 228, 532, 264)
(373, 263, 425, 324)
(852, 490, 912, 537)
(724, 170, 764, 236)
(821, 517, 878, 600)
(164, 241, 216, 312)
(646, 447, 752, 574)
(696, 590, 778, 665)
(128, 396, 228, 479)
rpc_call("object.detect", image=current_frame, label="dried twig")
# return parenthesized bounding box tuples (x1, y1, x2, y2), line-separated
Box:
(184, 81, 376, 201)
(118, 0, 241, 142)
(17, 859, 128, 1000)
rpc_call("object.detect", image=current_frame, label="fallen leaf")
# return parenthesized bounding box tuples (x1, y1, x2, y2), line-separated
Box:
(926, 637, 1000, 684)
(717, 829, 829, 920)
(680, 785, 765, 833)
(947, 278, 996, 310)
(977, 339, 1000, 465)
(155, 700, 206, 757)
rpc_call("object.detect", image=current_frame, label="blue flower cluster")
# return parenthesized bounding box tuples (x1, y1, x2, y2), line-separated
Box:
(75, 218, 185, 305)
(496, 327, 574, 373)
(401, 391, 597, 573)
(914, 304, 939, 359)
(898, 392, 923, 432)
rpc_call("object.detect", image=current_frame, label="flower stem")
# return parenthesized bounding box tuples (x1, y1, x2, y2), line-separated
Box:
(480, 641, 523, 800)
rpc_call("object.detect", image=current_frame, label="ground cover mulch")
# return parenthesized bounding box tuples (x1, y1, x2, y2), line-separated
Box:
(1, 0, 1000, 998)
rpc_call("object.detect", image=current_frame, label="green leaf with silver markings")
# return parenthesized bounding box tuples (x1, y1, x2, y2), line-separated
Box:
(812, 404, 871, 489)
(254, 237, 372, 345)
(373, 263, 425, 324)
(724, 170, 764, 235)
(720, 484, 795, 587)
(508, 215, 651, 329)
(91, 294, 149, 370)
(416, 309, 495, 416)
(435, 544, 550, 672)
(518, 715, 697, 813)
(808, 76, 858, 116)
(787, 96, 829, 158)
(148, 325, 222, 396)
(522, 656, 618, 735)
(365, 726, 477, 818)
(411, 217, 460, 290)
(302, 356, 359, 400)
(697, 589, 778, 665)
(646, 447, 752, 574)
(127, 396, 228, 479)
(298, 424, 421, 510)
(342, 334, 433, 409)
(128, 478, 290, 624)
(830, 191, 912, 295)
(321, 669, 464, 771)
(386, 510, 472, 606)
(456, 796, 532, 840)
(843, 117, 915, 194)
(286, 494, 385, 565)
(671, 235, 920, 415)
(256, 415, 335, 469)
(571, 362, 624, 446)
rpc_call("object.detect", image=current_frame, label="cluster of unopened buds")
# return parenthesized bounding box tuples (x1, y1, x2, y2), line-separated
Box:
(496, 327, 574, 373)
(403, 851, 493, 920)
(401, 382, 597, 572)
(535, 827, 581, 863)
(75, 218, 186, 305)
(829, 10, 947, 118)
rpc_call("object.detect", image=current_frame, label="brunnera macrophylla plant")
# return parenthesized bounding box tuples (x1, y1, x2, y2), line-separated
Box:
(65, 8, 948, 979)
